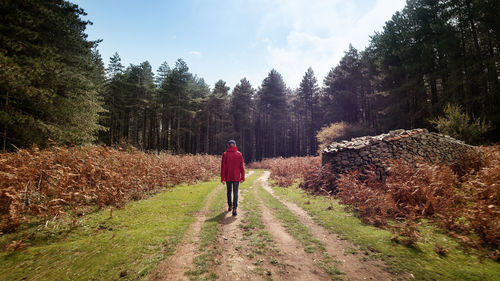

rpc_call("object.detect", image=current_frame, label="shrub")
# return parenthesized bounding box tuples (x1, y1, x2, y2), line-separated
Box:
(0, 145, 220, 232)
(248, 156, 320, 187)
(300, 163, 338, 194)
(312, 146, 499, 253)
(430, 103, 491, 144)
(262, 145, 500, 256)
(316, 121, 374, 152)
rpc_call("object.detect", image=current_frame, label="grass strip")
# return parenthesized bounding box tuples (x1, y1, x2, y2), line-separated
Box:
(186, 171, 261, 281)
(185, 185, 225, 281)
(0, 179, 221, 281)
(238, 171, 284, 278)
(257, 183, 344, 280)
(271, 182, 500, 281)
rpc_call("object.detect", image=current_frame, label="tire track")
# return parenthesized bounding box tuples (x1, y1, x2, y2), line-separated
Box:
(255, 173, 332, 281)
(150, 183, 223, 281)
(259, 171, 407, 281)
(215, 171, 270, 281)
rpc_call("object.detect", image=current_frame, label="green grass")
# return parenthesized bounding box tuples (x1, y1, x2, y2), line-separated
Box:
(239, 172, 277, 256)
(0, 179, 221, 281)
(238, 170, 284, 278)
(256, 184, 344, 280)
(271, 182, 500, 281)
(186, 171, 261, 281)
(185, 185, 225, 281)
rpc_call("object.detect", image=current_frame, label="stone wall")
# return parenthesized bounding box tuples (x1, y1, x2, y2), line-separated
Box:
(321, 128, 482, 175)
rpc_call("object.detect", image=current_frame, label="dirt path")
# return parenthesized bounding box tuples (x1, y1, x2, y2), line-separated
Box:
(215, 171, 270, 281)
(259, 171, 405, 281)
(215, 172, 332, 281)
(256, 187, 332, 281)
(152, 171, 255, 281)
(150, 183, 223, 281)
(214, 189, 265, 281)
(151, 170, 405, 281)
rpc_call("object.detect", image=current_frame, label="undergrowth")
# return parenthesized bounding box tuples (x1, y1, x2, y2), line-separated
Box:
(271, 183, 500, 280)
(0, 179, 221, 281)
(248, 156, 320, 187)
(257, 145, 500, 259)
(0, 145, 220, 234)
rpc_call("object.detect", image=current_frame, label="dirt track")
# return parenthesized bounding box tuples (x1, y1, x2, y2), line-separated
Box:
(151, 171, 404, 281)
(150, 182, 223, 281)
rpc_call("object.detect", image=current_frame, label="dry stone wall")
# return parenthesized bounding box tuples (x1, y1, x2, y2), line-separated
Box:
(322, 128, 482, 175)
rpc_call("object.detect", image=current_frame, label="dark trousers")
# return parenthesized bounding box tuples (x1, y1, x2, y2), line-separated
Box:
(226, 181, 239, 209)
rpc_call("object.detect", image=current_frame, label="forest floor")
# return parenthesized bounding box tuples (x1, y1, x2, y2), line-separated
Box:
(1, 169, 498, 280)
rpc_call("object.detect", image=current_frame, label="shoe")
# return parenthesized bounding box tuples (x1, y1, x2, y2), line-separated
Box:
(232, 208, 237, 216)
(228, 206, 232, 212)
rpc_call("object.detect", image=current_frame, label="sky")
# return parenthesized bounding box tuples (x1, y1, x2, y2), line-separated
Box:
(74, 0, 407, 90)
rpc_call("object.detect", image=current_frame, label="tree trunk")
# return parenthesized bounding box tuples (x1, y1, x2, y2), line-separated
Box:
(156, 112, 161, 154)
(2, 93, 7, 152)
(176, 115, 181, 153)
(142, 106, 147, 149)
(205, 112, 210, 153)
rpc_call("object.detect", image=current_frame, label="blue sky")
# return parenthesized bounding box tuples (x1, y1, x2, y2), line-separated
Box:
(74, 0, 407, 90)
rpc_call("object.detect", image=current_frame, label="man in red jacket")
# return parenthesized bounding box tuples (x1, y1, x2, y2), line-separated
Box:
(221, 140, 245, 216)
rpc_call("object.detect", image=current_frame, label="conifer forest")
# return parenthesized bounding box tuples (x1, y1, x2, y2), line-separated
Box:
(1, 1, 500, 280)
(1, 0, 499, 161)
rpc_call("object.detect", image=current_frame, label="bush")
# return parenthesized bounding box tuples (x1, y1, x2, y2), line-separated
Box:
(430, 103, 491, 144)
(299, 145, 500, 255)
(248, 156, 320, 187)
(262, 145, 500, 257)
(316, 121, 374, 152)
(0, 145, 220, 232)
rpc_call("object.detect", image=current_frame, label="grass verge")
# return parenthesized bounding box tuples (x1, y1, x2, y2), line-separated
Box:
(271, 182, 500, 281)
(256, 183, 344, 280)
(0, 179, 221, 281)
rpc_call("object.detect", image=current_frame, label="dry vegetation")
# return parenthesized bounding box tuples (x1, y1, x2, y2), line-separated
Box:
(0, 145, 220, 233)
(256, 146, 500, 259)
(248, 156, 320, 187)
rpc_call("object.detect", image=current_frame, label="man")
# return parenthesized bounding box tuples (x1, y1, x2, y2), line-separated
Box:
(221, 140, 245, 216)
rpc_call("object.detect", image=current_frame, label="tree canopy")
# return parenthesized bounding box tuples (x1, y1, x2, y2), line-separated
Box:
(1, 0, 498, 155)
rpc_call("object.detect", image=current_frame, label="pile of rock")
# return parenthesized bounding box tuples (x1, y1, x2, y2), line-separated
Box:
(322, 128, 481, 175)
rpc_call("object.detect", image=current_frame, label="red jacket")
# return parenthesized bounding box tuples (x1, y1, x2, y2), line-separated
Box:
(221, 146, 245, 182)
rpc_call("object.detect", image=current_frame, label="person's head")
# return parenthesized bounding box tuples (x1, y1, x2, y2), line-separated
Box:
(227, 140, 236, 147)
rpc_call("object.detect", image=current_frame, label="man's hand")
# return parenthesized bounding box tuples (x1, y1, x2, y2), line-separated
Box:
(240, 179, 245, 183)
(222, 181, 226, 184)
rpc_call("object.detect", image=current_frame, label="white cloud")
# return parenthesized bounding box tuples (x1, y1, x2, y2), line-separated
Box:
(188, 50, 201, 56)
(259, 0, 406, 88)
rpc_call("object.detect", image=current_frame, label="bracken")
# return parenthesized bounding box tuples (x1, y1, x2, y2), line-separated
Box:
(0, 145, 220, 232)
(257, 145, 500, 257)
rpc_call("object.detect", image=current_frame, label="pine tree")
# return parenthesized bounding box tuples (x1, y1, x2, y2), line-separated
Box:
(0, 0, 106, 150)
(101, 52, 125, 145)
(206, 80, 231, 153)
(164, 59, 191, 152)
(321, 45, 362, 125)
(230, 78, 254, 161)
(297, 67, 320, 154)
(256, 69, 288, 159)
